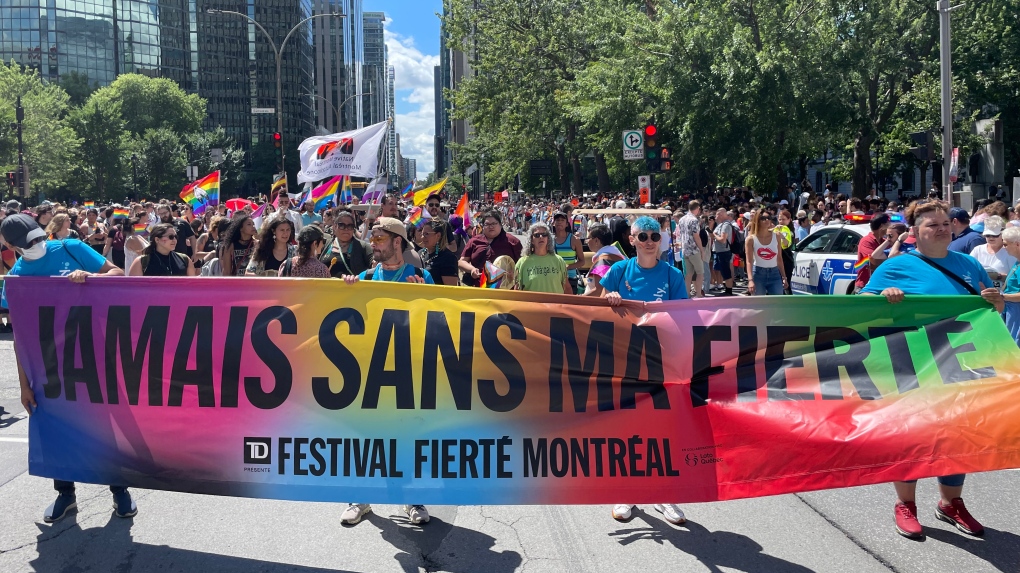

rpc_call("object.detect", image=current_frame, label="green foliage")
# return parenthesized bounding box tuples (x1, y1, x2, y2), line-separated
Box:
(59, 71, 98, 107)
(445, 0, 1018, 197)
(68, 97, 131, 201)
(0, 61, 81, 200)
(91, 74, 206, 137)
(136, 128, 187, 198)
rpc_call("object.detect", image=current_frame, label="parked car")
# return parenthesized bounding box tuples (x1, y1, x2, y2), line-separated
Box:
(790, 219, 871, 295)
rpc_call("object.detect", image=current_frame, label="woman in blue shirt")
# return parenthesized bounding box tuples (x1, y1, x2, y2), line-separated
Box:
(862, 201, 1003, 540)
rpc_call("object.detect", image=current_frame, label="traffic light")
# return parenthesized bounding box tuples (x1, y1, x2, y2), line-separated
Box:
(660, 147, 672, 172)
(273, 132, 283, 171)
(644, 124, 661, 172)
(909, 131, 935, 163)
(5, 171, 15, 189)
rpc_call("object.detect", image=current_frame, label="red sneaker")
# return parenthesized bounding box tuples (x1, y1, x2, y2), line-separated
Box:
(936, 498, 985, 537)
(894, 502, 924, 539)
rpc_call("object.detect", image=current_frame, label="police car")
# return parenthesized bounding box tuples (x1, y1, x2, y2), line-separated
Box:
(790, 214, 892, 295)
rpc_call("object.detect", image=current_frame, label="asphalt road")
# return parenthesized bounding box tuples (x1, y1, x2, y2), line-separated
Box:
(0, 332, 1018, 573)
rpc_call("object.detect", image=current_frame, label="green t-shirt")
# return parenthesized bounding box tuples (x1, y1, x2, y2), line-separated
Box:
(515, 253, 568, 294)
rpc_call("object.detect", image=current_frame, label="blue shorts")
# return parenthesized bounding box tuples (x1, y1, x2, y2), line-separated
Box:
(714, 252, 732, 280)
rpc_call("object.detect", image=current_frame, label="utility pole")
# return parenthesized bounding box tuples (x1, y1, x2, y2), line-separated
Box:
(938, 0, 964, 203)
(15, 96, 27, 198)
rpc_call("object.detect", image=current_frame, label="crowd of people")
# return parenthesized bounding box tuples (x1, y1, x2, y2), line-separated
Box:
(1, 180, 1018, 539)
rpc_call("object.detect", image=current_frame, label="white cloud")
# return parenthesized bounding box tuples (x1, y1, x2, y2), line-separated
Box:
(385, 22, 439, 179)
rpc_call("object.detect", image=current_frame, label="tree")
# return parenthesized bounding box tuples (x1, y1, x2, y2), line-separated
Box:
(68, 97, 131, 201)
(90, 74, 206, 137)
(183, 128, 246, 198)
(137, 128, 187, 198)
(0, 61, 80, 200)
(59, 71, 98, 107)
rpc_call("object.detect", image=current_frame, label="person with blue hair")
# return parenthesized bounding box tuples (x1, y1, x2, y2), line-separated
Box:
(600, 215, 689, 526)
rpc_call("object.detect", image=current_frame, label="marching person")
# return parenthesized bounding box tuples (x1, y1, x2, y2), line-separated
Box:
(745, 209, 789, 296)
(280, 226, 331, 278)
(339, 216, 433, 526)
(862, 200, 1003, 539)
(552, 212, 584, 294)
(0, 214, 136, 523)
(515, 222, 570, 294)
(127, 223, 196, 276)
(601, 216, 688, 527)
(246, 219, 296, 277)
(219, 215, 258, 276)
(418, 220, 460, 285)
(459, 211, 522, 287)
(321, 209, 373, 278)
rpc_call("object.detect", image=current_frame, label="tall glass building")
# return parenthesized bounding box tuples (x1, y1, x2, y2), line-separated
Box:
(311, 0, 360, 133)
(361, 10, 386, 128)
(0, 1, 315, 158)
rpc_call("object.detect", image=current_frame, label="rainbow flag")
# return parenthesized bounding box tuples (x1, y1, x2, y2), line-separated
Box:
(480, 260, 506, 289)
(854, 257, 870, 272)
(453, 192, 471, 226)
(83, 201, 95, 209)
(338, 177, 353, 205)
(311, 176, 342, 211)
(192, 171, 220, 206)
(180, 184, 199, 206)
(400, 181, 414, 200)
(133, 222, 149, 236)
(406, 206, 432, 228)
(113, 208, 130, 219)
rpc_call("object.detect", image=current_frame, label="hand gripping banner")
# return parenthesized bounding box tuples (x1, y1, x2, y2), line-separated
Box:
(7, 277, 1020, 505)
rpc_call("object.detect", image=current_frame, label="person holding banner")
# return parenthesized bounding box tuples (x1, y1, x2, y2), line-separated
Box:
(515, 223, 570, 294)
(339, 216, 432, 526)
(862, 200, 1003, 539)
(600, 215, 688, 526)
(0, 214, 137, 523)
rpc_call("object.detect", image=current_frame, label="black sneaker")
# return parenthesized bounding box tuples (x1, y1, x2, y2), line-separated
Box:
(113, 490, 137, 518)
(44, 494, 77, 523)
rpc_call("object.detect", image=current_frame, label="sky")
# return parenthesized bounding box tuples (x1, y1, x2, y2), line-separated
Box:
(366, 0, 443, 180)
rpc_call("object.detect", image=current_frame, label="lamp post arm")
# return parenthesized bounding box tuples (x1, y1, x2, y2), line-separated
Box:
(208, 9, 279, 60)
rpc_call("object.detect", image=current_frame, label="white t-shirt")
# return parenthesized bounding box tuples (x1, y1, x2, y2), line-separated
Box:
(971, 245, 1017, 290)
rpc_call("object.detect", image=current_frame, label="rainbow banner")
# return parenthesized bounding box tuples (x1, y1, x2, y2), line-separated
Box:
(192, 171, 220, 207)
(7, 279, 1020, 505)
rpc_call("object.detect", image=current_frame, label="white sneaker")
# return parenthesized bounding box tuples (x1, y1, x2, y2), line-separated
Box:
(653, 503, 686, 525)
(340, 503, 371, 525)
(612, 504, 634, 521)
(404, 504, 430, 524)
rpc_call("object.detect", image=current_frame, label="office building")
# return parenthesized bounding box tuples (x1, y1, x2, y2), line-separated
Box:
(387, 65, 397, 185)
(0, 0, 316, 171)
(312, 0, 361, 133)
(361, 11, 387, 127)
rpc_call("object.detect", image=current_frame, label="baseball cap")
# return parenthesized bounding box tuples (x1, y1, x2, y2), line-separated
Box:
(796, 210, 808, 219)
(372, 217, 407, 242)
(983, 218, 1004, 236)
(0, 214, 47, 249)
(779, 200, 789, 205)
(4, 200, 21, 212)
(948, 207, 970, 223)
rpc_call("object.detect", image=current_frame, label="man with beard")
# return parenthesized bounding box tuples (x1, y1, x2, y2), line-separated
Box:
(339, 216, 433, 527)
(155, 204, 196, 259)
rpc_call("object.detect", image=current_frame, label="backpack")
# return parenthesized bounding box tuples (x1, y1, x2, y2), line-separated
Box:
(728, 224, 744, 256)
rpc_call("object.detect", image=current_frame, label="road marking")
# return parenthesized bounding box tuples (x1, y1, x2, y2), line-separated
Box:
(0, 436, 28, 443)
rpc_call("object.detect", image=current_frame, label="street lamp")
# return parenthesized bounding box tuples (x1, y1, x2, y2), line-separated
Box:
(300, 93, 341, 129)
(206, 8, 344, 176)
(339, 91, 372, 129)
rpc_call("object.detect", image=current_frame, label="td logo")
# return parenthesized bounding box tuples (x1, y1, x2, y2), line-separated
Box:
(244, 437, 272, 464)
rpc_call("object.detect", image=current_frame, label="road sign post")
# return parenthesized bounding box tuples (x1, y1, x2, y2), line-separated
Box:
(623, 130, 644, 161)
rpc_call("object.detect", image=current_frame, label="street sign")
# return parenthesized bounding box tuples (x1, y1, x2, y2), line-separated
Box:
(251, 107, 276, 114)
(638, 175, 651, 204)
(623, 130, 643, 160)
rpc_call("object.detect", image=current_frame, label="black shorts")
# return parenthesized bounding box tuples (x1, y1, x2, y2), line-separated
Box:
(713, 252, 733, 280)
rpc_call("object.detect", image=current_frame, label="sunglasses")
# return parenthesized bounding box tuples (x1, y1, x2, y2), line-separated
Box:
(369, 234, 392, 244)
(532, 233, 550, 239)
(633, 232, 661, 243)
(161, 234, 178, 240)
(427, 203, 441, 209)
(335, 223, 356, 230)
